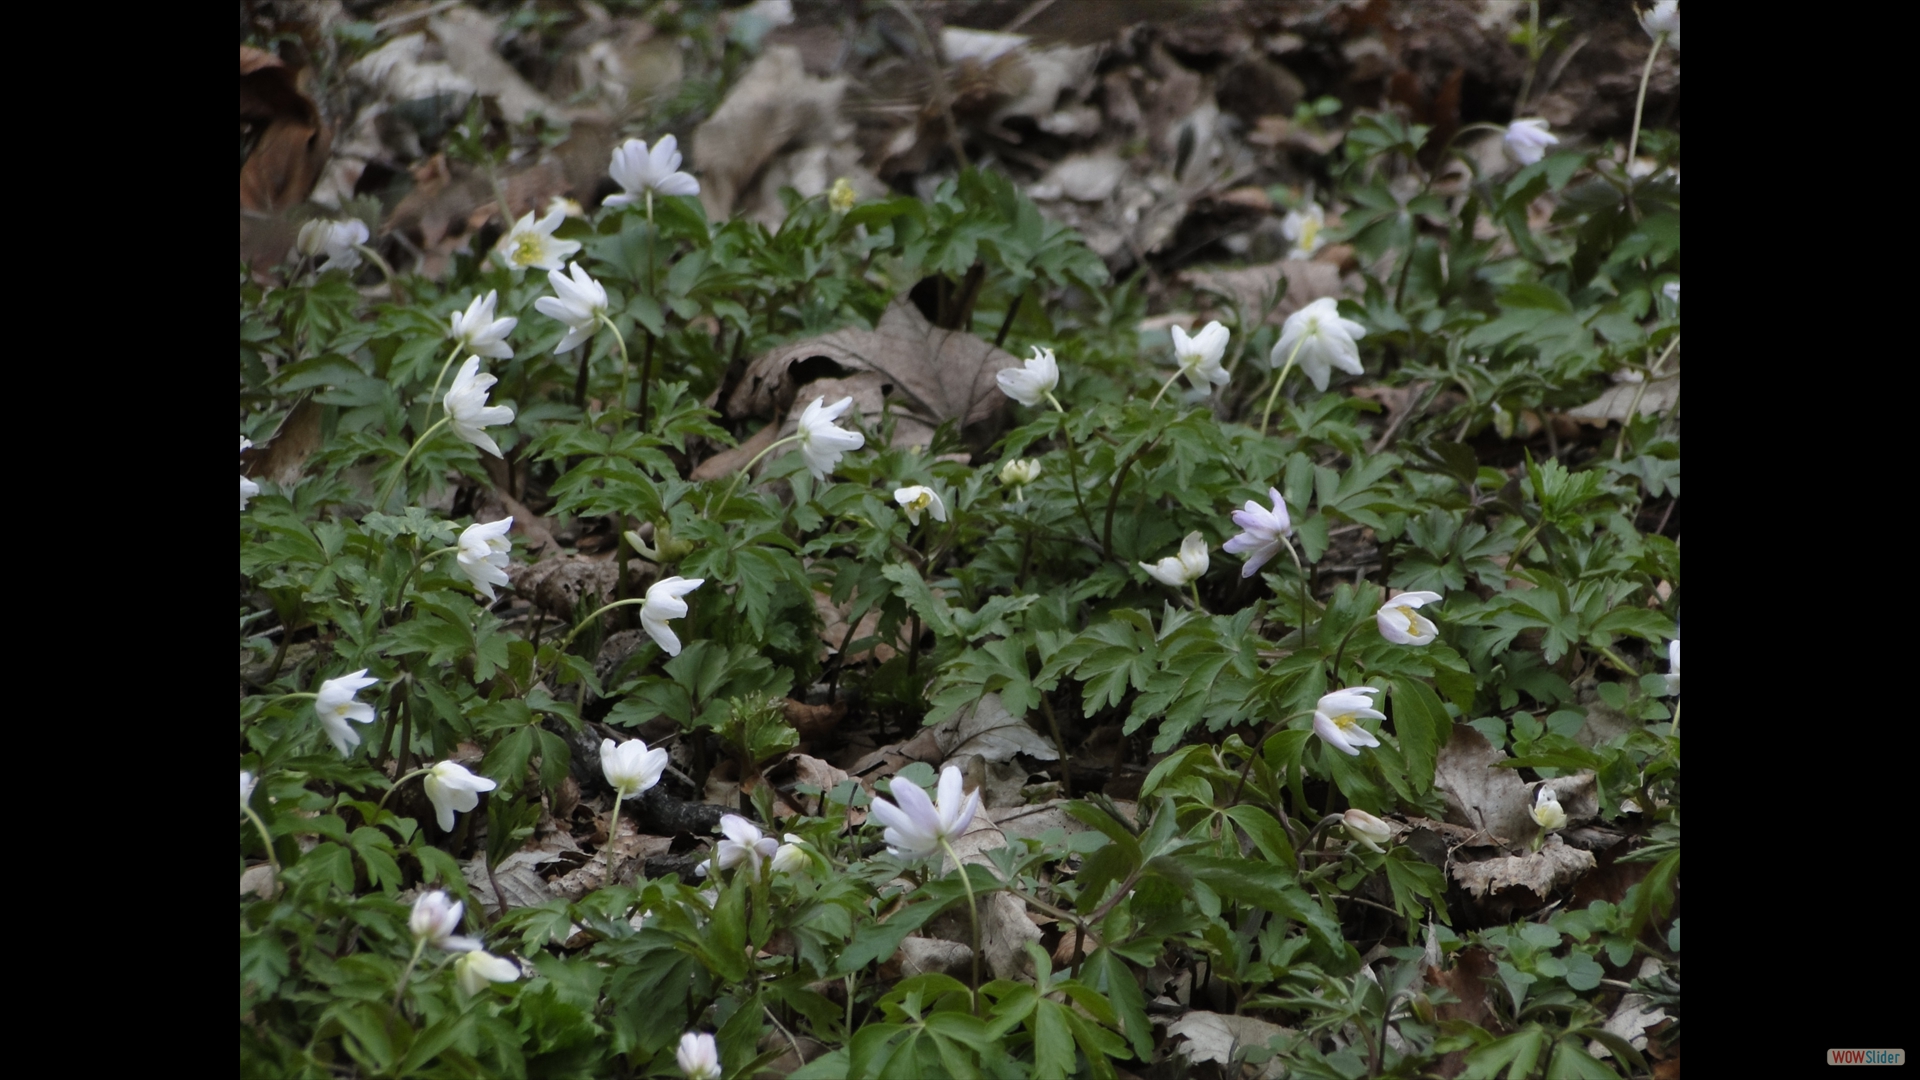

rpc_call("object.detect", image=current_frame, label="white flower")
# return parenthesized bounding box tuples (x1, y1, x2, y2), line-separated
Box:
(443, 357, 516, 458)
(1342, 809, 1393, 852)
(1664, 639, 1680, 696)
(448, 290, 517, 360)
(601, 737, 669, 799)
(241, 770, 258, 811)
(999, 459, 1042, 488)
(1377, 590, 1443, 646)
(492, 207, 581, 272)
(241, 474, 260, 511)
(533, 262, 609, 354)
(424, 761, 498, 832)
(315, 669, 378, 755)
(795, 395, 865, 480)
(870, 765, 981, 859)
(1140, 531, 1209, 588)
(996, 346, 1059, 407)
(453, 950, 521, 996)
(641, 576, 705, 656)
(546, 195, 585, 219)
(456, 517, 514, 601)
(828, 177, 857, 212)
(677, 1032, 722, 1080)
(1223, 488, 1293, 578)
(770, 834, 808, 875)
(1503, 118, 1559, 166)
(409, 890, 481, 952)
(297, 218, 369, 272)
(1273, 297, 1368, 392)
(714, 814, 781, 882)
(1640, 0, 1679, 49)
(1531, 787, 1567, 831)
(1662, 280, 1680, 303)
(1171, 322, 1232, 394)
(1313, 687, 1385, 756)
(1282, 202, 1326, 260)
(893, 485, 947, 526)
(605, 135, 701, 207)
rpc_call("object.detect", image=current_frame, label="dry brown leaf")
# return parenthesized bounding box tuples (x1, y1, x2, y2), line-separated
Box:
(691, 418, 780, 483)
(727, 298, 1023, 448)
(945, 807, 1044, 980)
(812, 587, 898, 665)
(428, 6, 564, 125)
(1181, 259, 1344, 326)
(1166, 1011, 1292, 1076)
(1565, 368, 1680, 424)
(240, 46, 331, 213)
(692, 46, 847, 220)
(931, 692, 1059, 763)
(1451, 834, 1597, 900)
(782, 698, 846, 741)
(244, 395, 324, 488)
(1433, 724, 1537, 846)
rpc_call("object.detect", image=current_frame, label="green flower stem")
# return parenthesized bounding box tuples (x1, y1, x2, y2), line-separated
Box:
(529, 596, 650, 689)
(1225, 708, 1318, 817)
(350, 243, 402, 301)
(710, 433, 805, 518)
(1045, 392, 1065, 414)
(1260, 333, 1309, 436)
(421, 341, 465, 429)
(1626, 31, 1667, 176)
(1189, 581, 1205, 614)
(596, 313, 633, 421)
(1057, 411, 1100, 545)
(1327, 618, 1371, 685)
(375, 416, 452, 511)
(392, 936, 428, 1011)
(603, 791, 627, 886)
(377, 766, 435, 814)
(1514, 0, 1543, 112)
(242, 804, 282, 899)
(1614, 333, 1680, 461)
(1148, 366, 1188, 408)
(938, 836, 983, 1014)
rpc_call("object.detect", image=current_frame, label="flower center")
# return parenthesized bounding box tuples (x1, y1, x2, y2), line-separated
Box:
(510, 234, 545, 267)
(1298, 218, 1320, 251)
(1332, 712, 1358, 731)
(906, 492, 930, 514)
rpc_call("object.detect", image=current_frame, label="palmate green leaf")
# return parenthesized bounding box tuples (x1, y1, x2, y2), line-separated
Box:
(1390, 678, 1451, 794)
(1463, 1024, 1546, 1080)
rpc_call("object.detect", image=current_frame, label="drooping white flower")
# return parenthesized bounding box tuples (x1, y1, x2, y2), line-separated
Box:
(297, 218, 370, 272)
(996, 346, 1059, 407)
(605, 135, 701, 207)
(448, 290, 517, 360)
(443, 357, 516, 458)
(770, 834, 808, 875)
(533, 262, 609, 354)
(453, 950, 521, 996)
(601, 737, 669, 799)
(1273, 297, 1368, 392)
(1640, 0, 1679, 49)
(1171, 322, 1232, 394)
(1531, 786, 1567, 831)
(1282, 202, 1326, 260)
(409, 890, 481, 952)
(640, 576, 705, 656)
(455, 517, 514, 601)
(1141, 531, 1210, 588)
(315, 669, 379, 755)
(999, 459, 1041, 489)
(1664, 639, 1680, 696)
(714, 814, 781, 882)
(1503, 118, 1560, 166)
(1342, 809, 1394, 853)
(893, 485, 948, 526)
(677, 1032, 722, 1080)
(795, 395, 865, 480)
(1223, 488, 1293, 578)
(1376, 590, 1443, 646)
(870, 765, 980, 859)
(492, 207, 581, 271)
(1313, 687, 1385, 756)
(423, 761, 498, 832)
(241, 770, 258, 811)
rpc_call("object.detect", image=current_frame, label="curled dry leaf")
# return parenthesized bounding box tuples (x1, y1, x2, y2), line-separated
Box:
(1433, 724, 1538, 845)
(1450, 834, 1598, 900)
(692, 46, 847, 220)
(1166, 1011, 1293, 1077)
(241, 46, 332, 213)
(931, 692, 1059, 763)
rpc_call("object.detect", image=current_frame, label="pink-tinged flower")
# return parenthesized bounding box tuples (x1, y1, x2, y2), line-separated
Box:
(1223, 488, 1293, 578)
(1376, 590, 1443, 646)
(453, 950, 520, 995)
(605, 136, 701, 207)
(1342, 809, 1393, 852)
(870, 765, 980, 859)
(409, 890, 481, 952)
(1503, 118, 1559, 166)
(1171, 322, 1232, 394)
(795, 395, 865, 480)
(455, 517, 513, 601)
(424, 761, 497, 832)
(641, 576, 705, 656)
(1141, 531, 1209, 588)
(1313, 687, 1385, 756)
(315, 669, 378, 755)
(448, 290, 517, 360)
(677, 1032, 722, 1080)
(443, 357, 516, 458)
(601, 738, 669, 798)
(714, 814, 781, 882)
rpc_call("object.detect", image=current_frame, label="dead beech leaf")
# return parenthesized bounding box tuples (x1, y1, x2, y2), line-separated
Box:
(932, 692, 1058, 763)
(1167, 1011, 1292, 1076)
(240, 46, 331, 213)
(1450, 834, 1597, 900)
(728, 298, 1023, 444)
(428, 6, 563, 126)
(782, 698, 846, 741)
(1180, 259, 1343, 327)
(244, 395, 325, 488)
(692, 46, 847, 220)
(1566, 367, 1681, 423)
(1433, 724, 1537, 846)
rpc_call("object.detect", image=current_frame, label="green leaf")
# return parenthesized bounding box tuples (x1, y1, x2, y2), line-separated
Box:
(1391, 678, 1452, 794)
